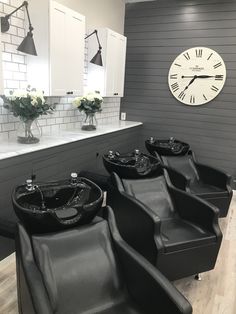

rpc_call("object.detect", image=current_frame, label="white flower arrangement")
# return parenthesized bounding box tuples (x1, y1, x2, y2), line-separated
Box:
(1, 86, 54, 122)
(73, 91, 103, 114)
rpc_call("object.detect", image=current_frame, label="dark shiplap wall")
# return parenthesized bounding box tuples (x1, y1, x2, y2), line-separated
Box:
(123, 0, 236, 179)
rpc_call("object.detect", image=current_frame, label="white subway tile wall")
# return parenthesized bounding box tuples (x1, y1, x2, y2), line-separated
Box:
(0, 0, 121, 138)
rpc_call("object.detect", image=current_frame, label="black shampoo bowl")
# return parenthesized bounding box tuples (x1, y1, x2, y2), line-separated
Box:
(145, 137, 190, 157)
(103, 149, 161, 179)
(12, 173, 103, 233)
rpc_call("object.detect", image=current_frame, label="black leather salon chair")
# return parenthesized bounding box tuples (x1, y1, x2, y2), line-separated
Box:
(145, 137, 233, 217)
(109, 171, 222, 281)
(15, 206, 192, 314)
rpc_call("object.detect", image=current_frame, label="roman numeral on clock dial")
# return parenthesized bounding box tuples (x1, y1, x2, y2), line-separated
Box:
(190, 95, 195, 104)
(171, 82, 179, 92)
(196, 49, 202, 58)
(183, 52, 190, 60)
(170, 74, 177, 79)
(211, 85, 219, 92)
(213, 62, 222, 69)
(215, 75, 223, 81)
(178, 91, 186, 100)
(207, 53, 213, 60)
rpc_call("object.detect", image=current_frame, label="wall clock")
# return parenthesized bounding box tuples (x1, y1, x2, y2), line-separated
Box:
(168, 47, 226, 106)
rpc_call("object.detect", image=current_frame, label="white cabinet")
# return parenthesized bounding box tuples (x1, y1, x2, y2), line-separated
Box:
(27, 0, 85, 96)
(87, 28, 127, 97)
(0, 30, 3, 95)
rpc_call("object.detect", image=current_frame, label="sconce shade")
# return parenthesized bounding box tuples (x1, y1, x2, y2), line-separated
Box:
(17, 31, 37, 56)
(90, 49, 103, 67)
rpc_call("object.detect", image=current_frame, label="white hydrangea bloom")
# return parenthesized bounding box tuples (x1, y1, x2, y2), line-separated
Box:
(29, 90, 45, 103)
(73, 97, 83, 106)
(31, 98, 38, 106)
(86, 94, 95, 101)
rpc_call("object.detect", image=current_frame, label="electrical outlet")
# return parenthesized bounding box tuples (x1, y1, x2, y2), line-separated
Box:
(121, 112, 126, 120)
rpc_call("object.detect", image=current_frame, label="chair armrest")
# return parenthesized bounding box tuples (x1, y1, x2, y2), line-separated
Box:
(16, 224, 53, 314)
(105, 207, 192, 314)
(195, 162, 232, 191)
(169, 186, 222, 238)
(163, 166, 190, 191)
(108, 185, 164, 263)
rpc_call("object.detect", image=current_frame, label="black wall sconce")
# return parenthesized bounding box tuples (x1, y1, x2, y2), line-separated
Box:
(85, 30, 103, 66)
(1, 1, 37, 56)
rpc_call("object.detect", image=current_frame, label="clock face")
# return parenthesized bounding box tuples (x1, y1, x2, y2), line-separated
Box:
(168, 47, 226, 106)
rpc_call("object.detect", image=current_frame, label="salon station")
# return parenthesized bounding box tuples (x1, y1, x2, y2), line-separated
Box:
(0, 0, 235, 313)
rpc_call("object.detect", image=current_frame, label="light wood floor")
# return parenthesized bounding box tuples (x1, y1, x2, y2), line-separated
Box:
(0, 195, 235, 314)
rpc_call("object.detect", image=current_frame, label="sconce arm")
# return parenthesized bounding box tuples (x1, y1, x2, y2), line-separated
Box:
(1, 1, 31, 33)
(5, 1, 28, 19)
(85, 30, 102, 50)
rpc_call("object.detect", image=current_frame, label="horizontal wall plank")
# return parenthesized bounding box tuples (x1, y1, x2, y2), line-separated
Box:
(126, 30, 236, 41)
(125, 20, 236, 33)
(127, 37, 236, 48)
(126, 3, 236, 18)
(126, 0, 235, 11)
(127, 45, 236, 55)
(125, 67, 236, 78)
(126, 53, 236, 63)
(125, 12, 236, 26)
(124, 89, 236, 103)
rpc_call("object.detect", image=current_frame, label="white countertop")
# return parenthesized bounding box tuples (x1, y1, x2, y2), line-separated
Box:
(0, 121, 142, 161)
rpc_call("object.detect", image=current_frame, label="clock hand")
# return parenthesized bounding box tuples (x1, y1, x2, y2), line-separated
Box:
(182, 75, 215, 79)
(196, 75, 215, 78)
(183, 75, 197, 91)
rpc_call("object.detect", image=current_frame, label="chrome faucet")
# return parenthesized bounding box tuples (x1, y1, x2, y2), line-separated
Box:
(71, 172, 78, 185)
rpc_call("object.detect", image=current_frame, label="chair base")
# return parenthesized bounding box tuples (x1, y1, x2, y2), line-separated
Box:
(194, 273, 202, 281)
(156, 242, 221, 281)
(197, 193, 233, 218)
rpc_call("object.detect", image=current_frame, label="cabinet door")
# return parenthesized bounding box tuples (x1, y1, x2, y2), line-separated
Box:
(50, 1, 67, 96)
(65, 9, 85, 96)
(105, 31, 118, 97)
(113, 35, 127, 97)
(87, 28, 127, 98)
(0, 31, 3, 94)
(105, 31, 127, 97)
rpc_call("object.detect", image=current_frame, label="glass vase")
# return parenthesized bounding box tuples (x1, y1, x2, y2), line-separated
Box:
(81, 112, 97, 131)
(17, 119, 41, 144)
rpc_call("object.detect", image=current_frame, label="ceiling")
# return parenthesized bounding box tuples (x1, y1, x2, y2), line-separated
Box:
(125, 0, 155, 3)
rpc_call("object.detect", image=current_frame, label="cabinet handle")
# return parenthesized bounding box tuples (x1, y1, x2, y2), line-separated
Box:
(67, 91, 73, 95)
(114, 93, 118, 96)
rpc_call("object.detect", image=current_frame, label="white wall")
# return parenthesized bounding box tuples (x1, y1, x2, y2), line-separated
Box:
(57, 0, 126, 34)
